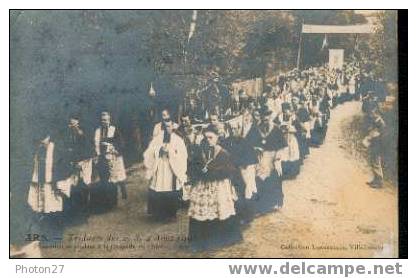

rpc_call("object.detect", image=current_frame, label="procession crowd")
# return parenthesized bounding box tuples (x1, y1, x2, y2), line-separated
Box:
(27, 61, 388, 252)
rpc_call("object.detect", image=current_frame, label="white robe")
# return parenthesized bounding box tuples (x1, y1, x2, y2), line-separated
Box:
(27, 142, 64, 213)
(278, 114, 300, 162)
(94, 125, 127, 183)
(143, 132, 187, 191)
(240, 122, 257, 199)
(349, 77, 356, 95)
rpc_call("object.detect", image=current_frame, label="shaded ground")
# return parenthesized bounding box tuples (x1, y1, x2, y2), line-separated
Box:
(42, 101, 398, 258)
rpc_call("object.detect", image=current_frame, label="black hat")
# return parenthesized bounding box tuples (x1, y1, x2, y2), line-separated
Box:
(281, 102, 292, 111)
(203, 124, 219, 135)
(259, 105, 272, 117)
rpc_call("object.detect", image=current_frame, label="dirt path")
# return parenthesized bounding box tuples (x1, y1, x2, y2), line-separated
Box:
(213, 101, 398, 258)
(42, 101, 397, 258)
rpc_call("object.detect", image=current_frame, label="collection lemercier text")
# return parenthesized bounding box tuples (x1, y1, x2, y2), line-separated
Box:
(280, 243, 384, 251)
(33, 233, 190, 251)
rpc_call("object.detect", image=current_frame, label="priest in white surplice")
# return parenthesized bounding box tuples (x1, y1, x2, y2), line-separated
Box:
(144, 120, 188, 220)
(27, 132, 69, 247)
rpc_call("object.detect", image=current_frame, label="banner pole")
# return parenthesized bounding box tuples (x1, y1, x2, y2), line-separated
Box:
(296, 20, 304, 70)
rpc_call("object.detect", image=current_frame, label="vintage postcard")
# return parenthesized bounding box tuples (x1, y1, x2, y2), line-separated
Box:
(10, 10, 404, 258)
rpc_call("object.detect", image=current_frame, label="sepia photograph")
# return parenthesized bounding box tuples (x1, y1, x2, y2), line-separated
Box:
(9, 9, 405, 258)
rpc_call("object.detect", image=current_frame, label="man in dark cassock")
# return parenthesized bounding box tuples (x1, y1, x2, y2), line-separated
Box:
(177, 115, 203, 184)
(177, 115, 195, 145)
(362, 91, 379, 115)
(254, 106, 288, 215)
(328, 80, 339, 108)
(206, 113, 232, 150)
(229, 110, 262, 224)
(219, 83, 232, 119)
(201, 71, 222, 118)
(252, 109, 261, 127)
(320, 87, 331, 123)
(309, 95, 326, 147)
(62, 116, 94, 217)
(294, 96, 311, 160)
(187, 94, 203, 123)
(92, 112, 127, 212)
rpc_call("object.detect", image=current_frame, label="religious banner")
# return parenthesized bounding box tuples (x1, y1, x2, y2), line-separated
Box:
(231, 77, 263, 98)
(302, 24, 374, 34)
(329, 49, 344, 70)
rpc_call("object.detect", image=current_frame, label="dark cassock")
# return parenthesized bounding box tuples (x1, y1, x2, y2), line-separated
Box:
(152, 120, 179, 139)
(143, 122, 188, 220)
(202, 114, 232, 151)
(62, 123, 95, 216)
(201, 81, 221, 117)
(255, 109, 288, 215)
(229, 112, 261, 224)
(277, 104, 301, 179)
(328, 81, 339, 108)
(319, 94, 331, 140)
(309, 97, 326, 147)
(177, 117, 204, 155)
(27, 135, 69, 246)
(294, 99, 311, 161)
(320, 90, 331, 123)
(213, 120, 233, 150)
(176, 120, 203, 208)
(337, 71, 349, 104)
(177, 119, 204, 181)
(186, 125, 242, 251)
(93, 120, 127, 211)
